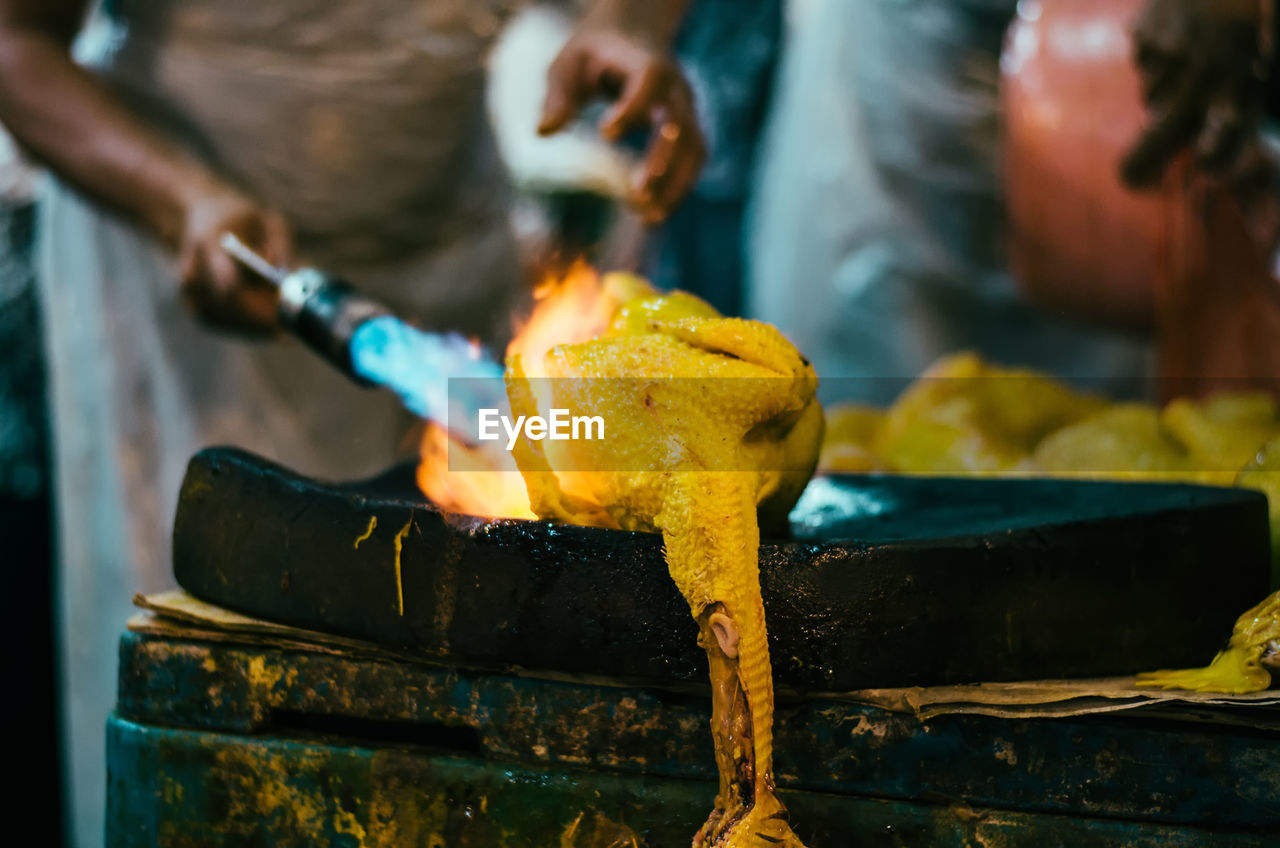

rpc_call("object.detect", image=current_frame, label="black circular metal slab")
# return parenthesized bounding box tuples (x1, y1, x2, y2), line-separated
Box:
(171, 447, 1271, 690)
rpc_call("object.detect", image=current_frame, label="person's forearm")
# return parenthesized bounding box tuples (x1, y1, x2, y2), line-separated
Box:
(579, 0, 692, 46)
(0, 26, 214, 246)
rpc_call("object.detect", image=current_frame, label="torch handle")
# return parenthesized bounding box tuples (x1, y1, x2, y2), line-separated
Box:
(219, 233, 288, 285)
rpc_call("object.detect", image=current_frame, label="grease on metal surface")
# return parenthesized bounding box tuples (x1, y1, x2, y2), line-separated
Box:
(353, 516, 378, 549)
(394, 514, 413, 616)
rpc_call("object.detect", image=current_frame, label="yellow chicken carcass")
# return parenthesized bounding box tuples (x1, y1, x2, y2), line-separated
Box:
(1136, 590, 1280, 694)
(1033, 397, 1280, 491)
(1163, 392, 1280, 471)
(817, 354, 1280, 487)
(505, 285, 823, 848)
(872, 353, 1106, 474)
(812, 352, 1280, 695)
(1032, 404, 1199, 480)
(818, 404, 884, 474)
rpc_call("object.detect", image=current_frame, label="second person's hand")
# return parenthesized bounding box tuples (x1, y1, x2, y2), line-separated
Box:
(1121, 0, 1272, 188)
(538, 1, 705, 224)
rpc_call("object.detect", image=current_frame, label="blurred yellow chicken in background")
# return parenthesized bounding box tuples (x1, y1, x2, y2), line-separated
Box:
(820, 353, 1280, 695)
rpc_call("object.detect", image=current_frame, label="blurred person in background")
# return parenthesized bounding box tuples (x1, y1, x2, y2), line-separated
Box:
(749, 0, 1150, 405)
(747, 0, 1146, 404)
(1122, 0, 1280, 236)
(750, 0, 1280, 405)
(1122, 0, 1280, 397)
(0, 1, 704, 844)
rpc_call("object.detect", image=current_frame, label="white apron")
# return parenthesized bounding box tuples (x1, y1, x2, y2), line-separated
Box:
(40, 2, 520, 844)
(749, 0, 1152, 404)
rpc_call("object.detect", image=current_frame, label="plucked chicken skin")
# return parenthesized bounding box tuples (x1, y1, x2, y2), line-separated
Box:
(505, 282, 823, 848)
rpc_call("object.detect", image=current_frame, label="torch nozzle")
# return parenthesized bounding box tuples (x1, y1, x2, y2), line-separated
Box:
(217, 230, 505, 443)
(220, 232, 287, 286)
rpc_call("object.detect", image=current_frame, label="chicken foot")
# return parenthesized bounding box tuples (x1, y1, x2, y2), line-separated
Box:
(659, 476, 805, 848)
(695, 601, 805, 847)
(694, 604, 753, 843)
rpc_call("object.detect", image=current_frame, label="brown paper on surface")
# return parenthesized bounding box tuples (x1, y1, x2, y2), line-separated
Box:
(130, 590, 437, 666)
(838, 679, 1280, 723)
(134, 590, 1280, 723)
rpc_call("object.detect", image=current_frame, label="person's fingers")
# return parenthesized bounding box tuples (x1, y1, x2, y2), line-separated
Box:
(1227, 133, 1275, 186)
(179, 246, 217, 322)
(244, 213, 287, 330)
(638, 132, 697, 219)
(649, 131, 705, 221)
(178, 246, 206, 315)
(229, 284, 281, 335)
(182, 237, 275, 336)
(260, 211, 294, 270)
(214, 227, 279, 334)
(1130, 2, 1190, 68)
(204, 239, 242, 299)
(599, 62, 663, 141)
(1195, 96, 1247, 174)
(1238, 188, 1280, 261)
(635, 148, 696, 223)
(1120, 65, 1212, 187)
(635, 118, 681, 202)
(538, 51, 585, 137)
(537, 35, 706, 216)
(1226, 137, 1280, 240)
(632, 79, 704, 219)
(177, 238, 198, 286)
(1133, 38, 1169, 77)
(1134, 47, 1182, 106)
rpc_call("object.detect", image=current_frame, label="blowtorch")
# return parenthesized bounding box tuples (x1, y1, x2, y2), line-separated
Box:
(219, 233, 507, 430)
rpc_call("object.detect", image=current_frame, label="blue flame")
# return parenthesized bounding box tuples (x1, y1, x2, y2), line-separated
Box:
(349, 316, 507, 430)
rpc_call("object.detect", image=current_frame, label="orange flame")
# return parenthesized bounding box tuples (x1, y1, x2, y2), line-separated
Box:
(415, 422, 535, 519)
(416, 261, 627, 518)
(508, 258, 623, 376)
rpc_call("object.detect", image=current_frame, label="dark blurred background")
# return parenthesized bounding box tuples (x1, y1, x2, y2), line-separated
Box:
(0, 163, 62, 841)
